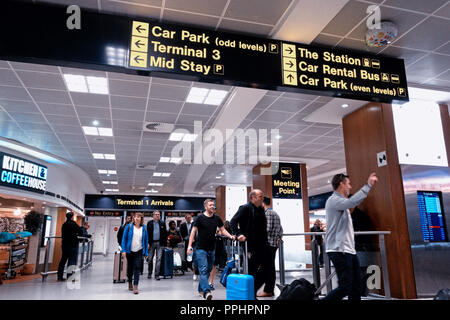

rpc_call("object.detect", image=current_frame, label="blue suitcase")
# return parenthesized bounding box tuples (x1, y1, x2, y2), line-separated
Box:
(160, 248, 174, 279)
(226, 274, 255, 300)
(226, 241, 255, 300)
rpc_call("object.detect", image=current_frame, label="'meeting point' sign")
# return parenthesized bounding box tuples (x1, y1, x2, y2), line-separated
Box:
(0, 152, 48, 193)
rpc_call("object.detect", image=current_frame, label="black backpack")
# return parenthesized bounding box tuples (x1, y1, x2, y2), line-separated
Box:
(277, 278, 317, 300)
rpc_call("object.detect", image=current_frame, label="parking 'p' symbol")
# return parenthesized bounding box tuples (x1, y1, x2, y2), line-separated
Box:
(214, 64, 224, 75)
(269, 44, 278, 54)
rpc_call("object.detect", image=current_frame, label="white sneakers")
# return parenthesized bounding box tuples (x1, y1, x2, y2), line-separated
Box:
(205, 292, 213, 300)
(193, 274, 198, 281)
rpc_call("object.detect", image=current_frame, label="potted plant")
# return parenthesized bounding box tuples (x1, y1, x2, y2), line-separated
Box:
(24, 210, 43, 235)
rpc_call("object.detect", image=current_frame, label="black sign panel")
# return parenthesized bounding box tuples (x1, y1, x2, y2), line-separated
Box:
(0, 152, 48, 194)
(272, 163, 301, 199)
(0, 1, 409, 104)
(84, 195, 211, 211)
(128, 20, 409, 103)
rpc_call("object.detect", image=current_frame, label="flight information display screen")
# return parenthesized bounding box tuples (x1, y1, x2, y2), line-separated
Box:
(417, 191, 447, 242)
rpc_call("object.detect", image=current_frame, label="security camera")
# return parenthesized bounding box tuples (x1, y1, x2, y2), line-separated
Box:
(100, 190, 104, 194)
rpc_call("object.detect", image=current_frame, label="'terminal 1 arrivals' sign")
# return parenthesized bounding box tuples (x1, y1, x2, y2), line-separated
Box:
(85, 195, 210, 211)
(272, 162, 301, 199)
(128, 20, 409, 103)
(0, 152, 48, 193)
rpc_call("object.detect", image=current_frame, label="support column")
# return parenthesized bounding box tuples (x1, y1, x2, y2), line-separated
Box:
(343, 102, 417, 299)
(215, 186, 226, 222)
(439, 104, 450, 167)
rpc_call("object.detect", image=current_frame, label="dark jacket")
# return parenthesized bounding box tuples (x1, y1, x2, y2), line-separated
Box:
(230, 202, 268, 252)
(147, 220, 168, 246)
(62, 220, 83, 248)
(80, 227, 91, 239)
(117, 222, 131, 245)
(179, 221, 194, 241)
(310, 225, 323, 245)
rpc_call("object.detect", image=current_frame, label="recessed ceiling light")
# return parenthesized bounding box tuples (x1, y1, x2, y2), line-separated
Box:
(220, 172, 224, 176)
(169, 132, 185, 141)
(108, 170, 117, 175)
(275, 135, 282, 140)
(161, 172, 171, 177)
(93, 153, 104, 159)
(186, 87, 228, 105)
(105, 188, 119, 192)
(82, 126, 113, 137)
(170, 157, 181, 164)
(341, 104, 349, 108)
(63, 74, 109, 94)
(153, 172, 162, 177)
(159, 157, 170, 163)
(104, 154, 116, 160)
(215, 176, 222, 179)
(110, 181, 118, 185)
(199, 192, 204, 195)
(98, 169, 108, 174)
(264, 142, 273, 146)
(102, 181, 111, 184)
(182, 134, 198, 142)
(92, 120, 99, 126)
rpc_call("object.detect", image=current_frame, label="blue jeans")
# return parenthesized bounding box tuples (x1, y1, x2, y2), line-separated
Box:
(196, 248, 215, 297)
(323, 252, 362, 301)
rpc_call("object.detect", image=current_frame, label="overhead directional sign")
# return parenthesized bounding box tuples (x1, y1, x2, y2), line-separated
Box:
(0, 2, 409, 104)
(127, 19, 409, 103)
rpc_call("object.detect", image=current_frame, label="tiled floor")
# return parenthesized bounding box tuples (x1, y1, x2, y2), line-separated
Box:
(0, 255, 287, 300)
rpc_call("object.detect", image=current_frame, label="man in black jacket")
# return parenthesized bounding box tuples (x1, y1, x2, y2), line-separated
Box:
(180, 213, 194, 271)
(117, 215, 132, 247)
(57, 212, 82, 281)
(146, 211, 167, 280)
(230, 189, 270, 297)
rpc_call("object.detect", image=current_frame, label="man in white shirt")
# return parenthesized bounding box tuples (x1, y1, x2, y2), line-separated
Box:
(323, 172, 378, 301)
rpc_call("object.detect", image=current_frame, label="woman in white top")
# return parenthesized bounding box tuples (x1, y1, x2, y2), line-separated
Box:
(121, 212, 149, 294)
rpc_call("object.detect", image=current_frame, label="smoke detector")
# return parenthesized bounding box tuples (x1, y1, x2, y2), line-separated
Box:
(143, 122, 174, 133)
(366, 21, 398, 48)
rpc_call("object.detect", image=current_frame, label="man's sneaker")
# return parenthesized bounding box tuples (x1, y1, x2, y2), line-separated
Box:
(155, 276, 160, 281)
(205, 292, 213, 300)
(199, 291, 204, 297)
(193, 274, 198, 281)
(209, 283, 215, 291)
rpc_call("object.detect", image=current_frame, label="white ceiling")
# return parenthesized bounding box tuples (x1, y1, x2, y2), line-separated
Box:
(0, 0, 448, 198)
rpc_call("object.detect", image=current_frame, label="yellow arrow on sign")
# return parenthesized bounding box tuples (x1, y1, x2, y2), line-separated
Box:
(283, 71, 297, 86)
(132, 21, 149, 38)
(131, 36, 148, 53)
(129, 51, 147, 68)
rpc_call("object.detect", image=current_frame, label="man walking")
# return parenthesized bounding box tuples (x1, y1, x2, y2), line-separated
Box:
(230, 189, 270, 298)
(180, 213, 194, 271)
(57, 212, 82, 281)
(322, 172, 378, 301)
(311, 219, 324, 267)
(117, 215, 132, 248)
(147, 211, 167, 280)
(258, 196, 283, 297)
(187, 199, 234, 300)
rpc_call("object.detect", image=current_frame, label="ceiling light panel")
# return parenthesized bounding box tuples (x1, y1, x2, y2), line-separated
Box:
(63, 74, 88, 93)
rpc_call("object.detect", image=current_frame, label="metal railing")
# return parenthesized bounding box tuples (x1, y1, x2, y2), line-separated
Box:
(278, 231, 391, 299)
(41, 236, 94, 282)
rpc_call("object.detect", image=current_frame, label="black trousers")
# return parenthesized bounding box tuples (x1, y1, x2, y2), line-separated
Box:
(126, 250, 143, 286)
(262, 245, 278, 294)
(248, 245, 271, 297)
(323, 252, 362, 301)
(57, 245, 78, 280)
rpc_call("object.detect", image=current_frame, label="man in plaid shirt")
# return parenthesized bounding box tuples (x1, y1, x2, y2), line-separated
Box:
(258, 196, 283, 297)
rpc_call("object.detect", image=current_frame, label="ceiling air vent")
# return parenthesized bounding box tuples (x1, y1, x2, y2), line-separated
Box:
(136, 164, 157, 170)
(143, 122, 174, 133)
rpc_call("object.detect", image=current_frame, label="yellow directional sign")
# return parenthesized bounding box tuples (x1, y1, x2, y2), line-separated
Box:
(283, 71, 298, 86)
(282, 43, 296, 58)
(129, 51, 147, 68)
(283, 57, 296, 72)
(131, 36, 148, 53)
(132, 21, 149, 38)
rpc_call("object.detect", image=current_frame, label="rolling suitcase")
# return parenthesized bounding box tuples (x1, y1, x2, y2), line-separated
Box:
(160, 248, 174, 279)
(226, 241, 255, 300)
(113, 251, 127, 283)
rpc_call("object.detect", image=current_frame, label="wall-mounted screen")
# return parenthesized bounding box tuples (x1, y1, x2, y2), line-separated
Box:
(417, 191, 447, 242)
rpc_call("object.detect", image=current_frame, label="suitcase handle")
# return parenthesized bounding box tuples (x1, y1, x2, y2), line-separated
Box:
(232, 240, 248, 275)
